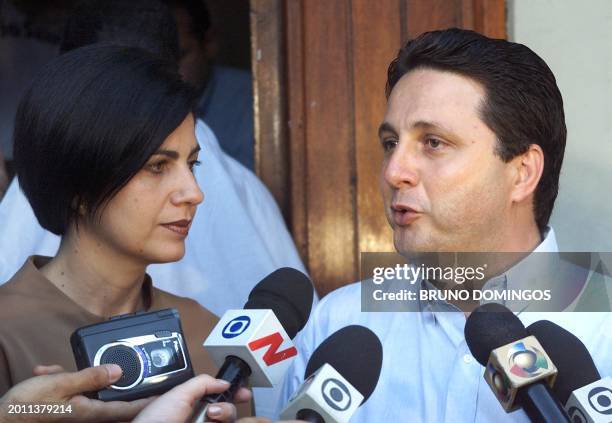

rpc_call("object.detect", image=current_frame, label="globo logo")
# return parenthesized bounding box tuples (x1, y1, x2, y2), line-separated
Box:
(321, 378, 352, 412)
(588, 386, 612, 415)
(222, 316, 251, 339)
(567, 406, 588, 423)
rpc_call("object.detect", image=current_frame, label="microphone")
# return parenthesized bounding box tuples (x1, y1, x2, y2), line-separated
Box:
(527, 320, 612, 423)
(191, 267, 314, 422)
(464, 303, 569, 422)
(280, 325, 383, 423)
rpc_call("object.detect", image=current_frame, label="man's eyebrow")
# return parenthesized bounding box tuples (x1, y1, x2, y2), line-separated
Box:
(378, 122, 398, 138)
(150, 144, 201, 159)
(378, 120, 455, 139)
(412, 120, 452, 134)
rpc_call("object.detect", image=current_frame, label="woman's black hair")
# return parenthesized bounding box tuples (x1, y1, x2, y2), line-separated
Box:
(13, 43, 196, 235)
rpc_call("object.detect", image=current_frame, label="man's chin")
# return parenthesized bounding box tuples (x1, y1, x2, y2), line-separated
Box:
(393, 230, 432, 254)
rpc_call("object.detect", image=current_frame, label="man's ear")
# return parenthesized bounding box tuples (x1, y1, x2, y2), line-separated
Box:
(510, 144, 544, 203)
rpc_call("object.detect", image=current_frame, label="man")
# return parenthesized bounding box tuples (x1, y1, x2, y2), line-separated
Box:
(0, 0, 311, 417)
(276, 29, 611, 422)
(164, 0, 255, 170)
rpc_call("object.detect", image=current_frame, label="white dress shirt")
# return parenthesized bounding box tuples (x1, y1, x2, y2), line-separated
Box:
(277, 228, 612, 422)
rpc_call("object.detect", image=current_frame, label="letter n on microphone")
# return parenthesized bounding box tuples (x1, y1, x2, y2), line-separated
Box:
(248, 332, 297, 366)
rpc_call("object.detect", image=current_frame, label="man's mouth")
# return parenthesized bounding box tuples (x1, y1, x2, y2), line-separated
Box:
(391, 204, 421, 226)
(161, 219, 192, 236)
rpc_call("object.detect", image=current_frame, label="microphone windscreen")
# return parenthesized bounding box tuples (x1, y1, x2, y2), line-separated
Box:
(464, 303, 528, 366)
(527, 320, 601, 404)
(244, 267, 314, 339)
(304, 325, 383, 404)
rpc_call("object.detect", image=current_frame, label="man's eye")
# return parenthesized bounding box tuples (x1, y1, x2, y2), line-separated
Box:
(424, 138, 444, 150)
(382, 139, 398, 152)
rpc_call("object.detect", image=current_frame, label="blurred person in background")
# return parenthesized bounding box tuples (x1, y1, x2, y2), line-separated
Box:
(164, 0, 255, 170)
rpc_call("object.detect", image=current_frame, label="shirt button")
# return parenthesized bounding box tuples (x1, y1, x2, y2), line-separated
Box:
(463, 354, 474, 364)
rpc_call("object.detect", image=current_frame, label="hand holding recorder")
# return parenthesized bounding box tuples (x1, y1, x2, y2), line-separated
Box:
(0, 366, 249, 423)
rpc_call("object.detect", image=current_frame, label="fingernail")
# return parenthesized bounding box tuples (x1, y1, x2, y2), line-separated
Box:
(207, 405, 222, 417)
(106, 364, 123, 381)
(215, 379, 230, 387)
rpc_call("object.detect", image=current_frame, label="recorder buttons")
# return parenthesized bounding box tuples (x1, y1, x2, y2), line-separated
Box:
(110, 313, 134, 320)
(154, 330, 172, 338)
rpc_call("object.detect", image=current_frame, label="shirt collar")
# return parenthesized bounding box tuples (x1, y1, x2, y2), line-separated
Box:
(534, 226, 558, 253)
(22, 255, 154, 318)
(419, 226, 559, 327)
(487, 227, 560, 311)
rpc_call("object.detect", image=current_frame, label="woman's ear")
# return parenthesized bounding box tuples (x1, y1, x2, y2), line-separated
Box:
(71, 197, 87, 216)
(510, 144, 544, 204)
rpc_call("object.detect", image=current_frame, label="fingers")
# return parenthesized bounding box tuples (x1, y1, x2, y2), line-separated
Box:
(235, 419, 272, 423)
(55, 364, 122, 396)
(177, 374, 229, 398)
(133, 375, 233, 423)
(70, 395, 153, 422)
(33, 364, 65, 376)
(232, 387, 253, 404)
(205, 402, 237, 422)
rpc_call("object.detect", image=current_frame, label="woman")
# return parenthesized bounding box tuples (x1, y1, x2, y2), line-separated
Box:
(0, 44, 250, 418)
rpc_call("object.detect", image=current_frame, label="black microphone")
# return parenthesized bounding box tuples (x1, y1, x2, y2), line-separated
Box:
(464, 303, 569, 422)
(527, 320, 612, 423)
(280, 325, 383, 423)
(191, 267, 314, 422)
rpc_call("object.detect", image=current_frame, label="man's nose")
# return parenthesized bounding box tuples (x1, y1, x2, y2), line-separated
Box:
(382, 141, 420, 189)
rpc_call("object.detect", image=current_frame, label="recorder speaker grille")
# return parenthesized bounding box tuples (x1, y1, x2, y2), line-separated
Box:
(100, 345, 141, 387)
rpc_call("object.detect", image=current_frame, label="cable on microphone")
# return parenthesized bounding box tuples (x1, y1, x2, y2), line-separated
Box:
(192, 267, 314, 422)
(528, 320, 611, 423)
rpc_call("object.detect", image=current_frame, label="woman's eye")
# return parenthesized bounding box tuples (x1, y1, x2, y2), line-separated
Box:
(382, 139, 398, 152)
(147, 160, 167, 174)
(189, 160, 202, 173)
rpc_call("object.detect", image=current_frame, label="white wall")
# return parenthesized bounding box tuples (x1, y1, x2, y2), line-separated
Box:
(509, 0, 612, 251)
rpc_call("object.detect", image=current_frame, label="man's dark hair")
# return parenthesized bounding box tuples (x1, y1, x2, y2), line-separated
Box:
(13, 44, 196, 235)
(386, 28, 566, 233)
(163, 0, 211, 39)
(60, 0, 180, 61)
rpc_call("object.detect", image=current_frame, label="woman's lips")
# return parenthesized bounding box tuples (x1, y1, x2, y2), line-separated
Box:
(161, 219, 191, 236)
(391, 206, 421, 226)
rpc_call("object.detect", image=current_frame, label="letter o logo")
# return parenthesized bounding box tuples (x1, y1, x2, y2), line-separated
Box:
(567, 406, 587, 423)
(222, 316, 251, 339)
(588, 387, 612, 415)
(321, 378, 352, 411)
